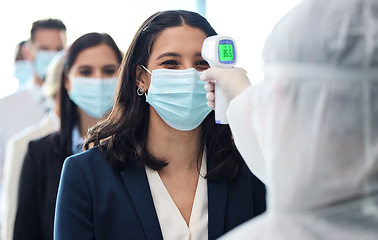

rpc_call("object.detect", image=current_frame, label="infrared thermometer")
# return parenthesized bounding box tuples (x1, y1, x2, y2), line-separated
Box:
(201, 36, 237, 124)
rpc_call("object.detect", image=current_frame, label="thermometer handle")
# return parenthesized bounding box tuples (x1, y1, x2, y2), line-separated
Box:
(215, 82, 229, 124)
(201, 35, 236, 125)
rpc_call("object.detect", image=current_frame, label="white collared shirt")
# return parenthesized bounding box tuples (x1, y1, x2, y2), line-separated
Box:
(71, 125, 83, 155)
(145, 154, 208, 240)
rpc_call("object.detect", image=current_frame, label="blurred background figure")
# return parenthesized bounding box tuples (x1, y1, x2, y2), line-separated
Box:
(0, 50, 65, 240)
(205, 0, 378, 239)
(13, 40, 32, 90)
(0, 18, 67, 225)
(13, 32, 122, 240)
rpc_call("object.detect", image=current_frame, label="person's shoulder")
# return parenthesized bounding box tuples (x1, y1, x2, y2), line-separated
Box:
(23, 132, 61, 163)
(0, 89, 24, 118)
(0, 86, 34, 106)
(28, 131, 60, 148)
(63, 146, 117, 183)
(0, 85, 41, 120)
(8, 114, 58, 147)
(234, 158, 264, 185)
(69, 146, 105, 160)
(65, 146, 110, 170)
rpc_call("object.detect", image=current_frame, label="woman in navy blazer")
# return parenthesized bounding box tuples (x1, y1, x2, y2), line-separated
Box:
(54, 10, 266, 240)
(14, 33, 123, 240)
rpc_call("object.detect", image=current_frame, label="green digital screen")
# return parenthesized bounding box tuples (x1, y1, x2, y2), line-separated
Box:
(218, 44, 234, 62)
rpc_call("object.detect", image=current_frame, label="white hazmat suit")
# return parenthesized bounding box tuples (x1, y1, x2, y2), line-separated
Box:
(221, 0, 378, 239)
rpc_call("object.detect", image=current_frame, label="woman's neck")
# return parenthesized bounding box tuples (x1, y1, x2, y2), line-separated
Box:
(147, 107, 203, 172)
(77, 108, 100, 138)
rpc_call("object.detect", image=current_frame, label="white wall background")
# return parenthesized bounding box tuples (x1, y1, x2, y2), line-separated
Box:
(0, 0, 301, 98)
(206, 0, 301, 82)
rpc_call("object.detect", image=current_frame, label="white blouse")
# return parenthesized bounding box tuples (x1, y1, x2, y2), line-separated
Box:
(145, 154, 208, 240)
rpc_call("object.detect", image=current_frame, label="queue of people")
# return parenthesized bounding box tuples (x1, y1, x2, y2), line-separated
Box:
(0, 19, 67, 240)
(0, 0, 377, 239)
(0, 11, 266, 240)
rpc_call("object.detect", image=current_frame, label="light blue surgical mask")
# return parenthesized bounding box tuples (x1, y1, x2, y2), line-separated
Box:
(33, 50, 58, 80)
(13, 60, 33, 88)
(68, 77, 118, 118)
(142, 66, 212, 131)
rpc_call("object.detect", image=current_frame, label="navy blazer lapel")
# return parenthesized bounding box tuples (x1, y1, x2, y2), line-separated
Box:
(207, 169, 229, 239)
(120, 164, 163, 240)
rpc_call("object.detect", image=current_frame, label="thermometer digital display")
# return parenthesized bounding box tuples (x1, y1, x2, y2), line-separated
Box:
(218, 40, 235, 63)
(201, 36, 237, 124)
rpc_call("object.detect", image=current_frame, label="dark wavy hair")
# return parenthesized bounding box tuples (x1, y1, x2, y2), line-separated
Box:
(84, 10, 242, 179)
(59, 32, 123, 160)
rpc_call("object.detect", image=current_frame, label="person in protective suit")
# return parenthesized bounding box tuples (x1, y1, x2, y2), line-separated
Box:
(202, 0, 378, 239)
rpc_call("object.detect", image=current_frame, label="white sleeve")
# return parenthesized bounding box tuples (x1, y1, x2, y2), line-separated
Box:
(1, 133, 30, 240)
(226, 86, 267, 185)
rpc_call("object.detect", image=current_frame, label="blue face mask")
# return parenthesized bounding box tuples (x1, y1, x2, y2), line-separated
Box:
(13, 60, 33, 88)
(33, 50, 58, 80)
(142, 66, 212, 131)
(68, 77, 118, 118)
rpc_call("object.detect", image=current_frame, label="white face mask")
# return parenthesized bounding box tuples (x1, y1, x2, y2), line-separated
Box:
(13, 60, 33, 87)
(68, 77, 118, 118)
(142, 66, 212, 131)
(33, 50, 58, 80)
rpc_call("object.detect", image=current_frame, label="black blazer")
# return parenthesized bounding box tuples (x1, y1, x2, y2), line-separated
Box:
(14, 132, 69, 240)
(54, 147, 266, 240)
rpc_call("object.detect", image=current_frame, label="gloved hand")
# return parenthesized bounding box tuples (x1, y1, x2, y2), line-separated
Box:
(200, 67, 251, 109)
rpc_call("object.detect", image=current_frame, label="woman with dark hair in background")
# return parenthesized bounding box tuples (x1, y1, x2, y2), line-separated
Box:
(14, 32, 123, 240)
(55, 10, 266, 240)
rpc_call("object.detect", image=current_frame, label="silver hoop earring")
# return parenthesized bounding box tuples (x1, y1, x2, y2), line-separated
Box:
(137, 87, 145, 96)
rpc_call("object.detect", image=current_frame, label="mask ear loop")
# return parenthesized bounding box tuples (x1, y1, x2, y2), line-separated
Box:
(141, 65, 152, 74)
